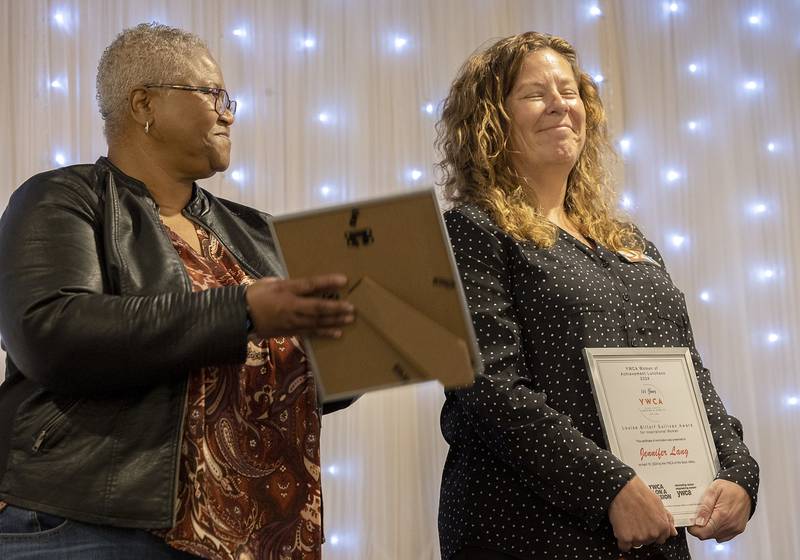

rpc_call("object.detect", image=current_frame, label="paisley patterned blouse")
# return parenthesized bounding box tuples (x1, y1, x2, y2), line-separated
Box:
(157, 224, 322, 560)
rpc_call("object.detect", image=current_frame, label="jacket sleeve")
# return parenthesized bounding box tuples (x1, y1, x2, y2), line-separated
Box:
(645, 240, 760, 516)
(0, 175, 249, 397)
(445, 209, 636, 528)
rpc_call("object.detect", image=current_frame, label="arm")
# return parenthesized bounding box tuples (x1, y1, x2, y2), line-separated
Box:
(644, 241, 759, 541)
(644, 240, 760, 510)
(445, 209, 636, 527)
(0, 176, 249, 396)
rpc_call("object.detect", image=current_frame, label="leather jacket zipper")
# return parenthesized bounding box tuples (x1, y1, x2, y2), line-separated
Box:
(32, 399, 81, 453)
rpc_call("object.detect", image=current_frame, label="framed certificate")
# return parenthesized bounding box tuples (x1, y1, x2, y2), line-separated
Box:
(269, 189, 482, 402)
(583, 347, 721, 526)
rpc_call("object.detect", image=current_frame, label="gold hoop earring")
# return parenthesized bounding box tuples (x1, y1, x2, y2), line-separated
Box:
(145, 121, 150, 134)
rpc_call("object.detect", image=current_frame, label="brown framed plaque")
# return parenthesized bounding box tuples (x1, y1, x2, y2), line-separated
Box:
(269, 189, 481, 401)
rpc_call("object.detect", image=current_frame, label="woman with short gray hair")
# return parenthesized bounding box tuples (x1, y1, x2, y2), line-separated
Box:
(0, 23, 353, 560)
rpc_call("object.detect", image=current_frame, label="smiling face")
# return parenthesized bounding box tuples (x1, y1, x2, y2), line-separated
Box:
(148, 50, 235, 180)
(505, 48, 586, 176)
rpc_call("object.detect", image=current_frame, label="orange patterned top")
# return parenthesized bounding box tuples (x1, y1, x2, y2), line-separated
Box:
(158, 224, 322, 560)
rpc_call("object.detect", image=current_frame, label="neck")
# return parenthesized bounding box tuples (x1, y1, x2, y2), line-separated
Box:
(107, 138, 193, 216)
(516, 163, 572, 226)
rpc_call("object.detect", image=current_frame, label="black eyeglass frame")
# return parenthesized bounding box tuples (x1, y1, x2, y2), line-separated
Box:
(143, 84, 237, 116)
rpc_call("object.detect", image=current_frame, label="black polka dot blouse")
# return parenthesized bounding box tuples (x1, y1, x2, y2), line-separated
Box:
(438, 204, 760, 560)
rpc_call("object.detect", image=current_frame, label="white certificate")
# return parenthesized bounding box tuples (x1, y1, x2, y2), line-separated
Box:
(583, 347, 721, 526)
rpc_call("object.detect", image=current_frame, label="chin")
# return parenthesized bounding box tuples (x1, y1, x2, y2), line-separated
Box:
(210, 152, 231, 174)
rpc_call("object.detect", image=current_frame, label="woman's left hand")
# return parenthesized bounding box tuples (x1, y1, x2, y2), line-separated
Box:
(687, 479, 751, 542)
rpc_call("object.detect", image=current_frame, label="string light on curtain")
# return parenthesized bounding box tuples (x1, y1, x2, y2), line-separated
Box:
(230, 169, 244, 183)
(49, 78, 66, 90)
(300, 36, 317, 49)
(766, 333, 781, 344)
(742, 79, 762, 92)
(392, 35, 409, 51)
(766, 141, 777, 152)
(53, 152, 67, 166)
(663, 168, 682, 183)
(667, 233, 687, 249)
(662, 2, 681, 15)
(317, 111, 333, 124)
(326, 464, 339, 475)
(747, 13, 763, 26)
(756, 268, 776, 281)
(686, 120, 700, 132)
(618, 137, 632, 154)
(699, 290, 711, 302)
(232, 27, 248, 38)
(423, 102, 435, 115)
(787, 396, 799, 407)
(588, 5, 602, 17)
(593, 72, 604, 83)
(51, 9, 73, 30)
(749, 202, 768, 215)
(619, 193, 634, 210)
(407, 168, 423, 182)
(318, 183, 339, 199)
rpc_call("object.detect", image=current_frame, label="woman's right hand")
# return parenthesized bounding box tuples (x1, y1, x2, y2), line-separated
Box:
(245, 274, 355, 339)
(608, 475, 678, 551)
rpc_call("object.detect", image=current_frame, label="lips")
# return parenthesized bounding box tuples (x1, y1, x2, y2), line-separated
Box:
(540, 124, 573, 132)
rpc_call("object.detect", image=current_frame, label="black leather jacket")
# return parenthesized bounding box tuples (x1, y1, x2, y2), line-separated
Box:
(0, 157, 285, 528)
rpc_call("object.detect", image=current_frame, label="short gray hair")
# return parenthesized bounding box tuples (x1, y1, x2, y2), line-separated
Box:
(96, 23, 209, 140)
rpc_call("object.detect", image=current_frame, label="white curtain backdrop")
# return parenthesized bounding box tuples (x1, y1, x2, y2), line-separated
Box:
(1, 1, 798, 558)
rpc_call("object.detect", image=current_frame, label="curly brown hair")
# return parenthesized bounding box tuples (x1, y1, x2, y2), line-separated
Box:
(436, 31, 642, 251)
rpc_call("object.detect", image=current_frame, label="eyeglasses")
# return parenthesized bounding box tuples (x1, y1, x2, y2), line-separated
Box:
(144, 84, 237, 116)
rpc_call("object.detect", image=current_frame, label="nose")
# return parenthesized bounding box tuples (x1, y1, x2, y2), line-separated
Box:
(219, 108, 235, 126)
(548, 93, 569, 114)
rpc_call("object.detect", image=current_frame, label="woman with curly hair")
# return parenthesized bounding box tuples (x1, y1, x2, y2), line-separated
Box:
(436, 32, 758, 560)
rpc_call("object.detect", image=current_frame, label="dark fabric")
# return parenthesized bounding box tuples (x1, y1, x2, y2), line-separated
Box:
(453, 545, 525, 559)
(0, 158, 282, 528)
(438, 204, 759, 560)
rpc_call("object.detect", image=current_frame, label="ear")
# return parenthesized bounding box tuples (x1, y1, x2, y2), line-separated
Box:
(129, 87, 155, 127)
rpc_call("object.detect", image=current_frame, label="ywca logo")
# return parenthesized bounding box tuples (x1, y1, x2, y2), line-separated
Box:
(639, 385, 666, 421)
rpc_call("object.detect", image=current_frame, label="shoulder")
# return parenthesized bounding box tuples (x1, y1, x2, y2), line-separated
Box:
(5, 164, 102, 216)
(444, 203, 510, 243)
(444, 203, 519, 266)
(627, 222, 668, 268)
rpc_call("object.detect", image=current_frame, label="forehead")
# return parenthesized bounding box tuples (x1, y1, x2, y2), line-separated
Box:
(515, 48, 577, 84)
(182, 51, 225, 87)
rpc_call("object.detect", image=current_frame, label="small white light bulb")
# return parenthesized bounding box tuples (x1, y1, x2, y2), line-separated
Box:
(688, 63, 698, 73)
(665, 169, 681, 182)
(233, 28, 247, 38)
(589, 5, 602, 17)
(394, 36, 408, 50)
(699, 291, 710, 302)
(54, 152, 66, 166)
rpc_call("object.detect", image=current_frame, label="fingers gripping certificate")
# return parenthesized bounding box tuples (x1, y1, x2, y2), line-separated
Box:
(583, 348, 721, 526)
